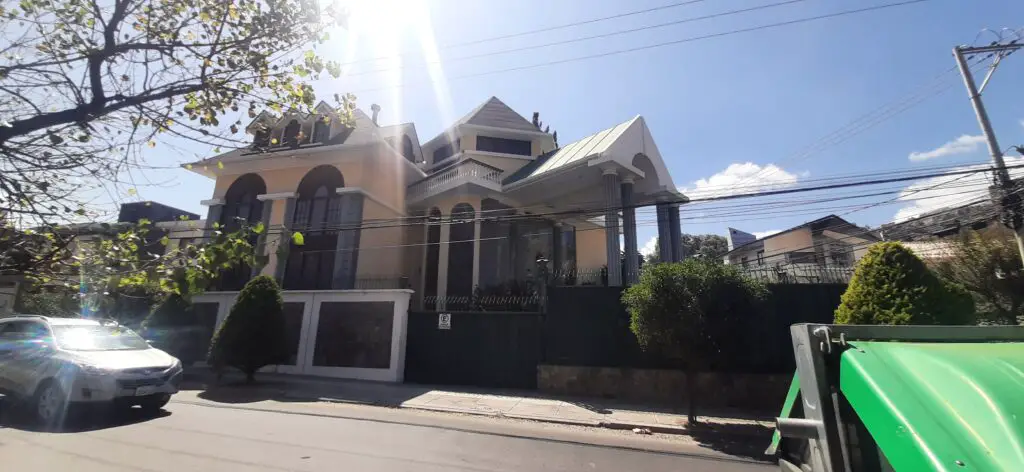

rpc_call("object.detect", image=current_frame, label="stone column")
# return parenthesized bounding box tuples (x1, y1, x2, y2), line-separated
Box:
(272, 197, 297, 283)
(436, 214, 451, 310)
(668, 203, 683, 262)
(602, 169, 623, 287)
(620, 177, 639, 284)
(332, 192, 364, 289)
(656, 203, 673, 263)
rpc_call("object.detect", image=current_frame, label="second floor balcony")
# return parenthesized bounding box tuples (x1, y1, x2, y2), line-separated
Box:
(407, 158, 503, 204)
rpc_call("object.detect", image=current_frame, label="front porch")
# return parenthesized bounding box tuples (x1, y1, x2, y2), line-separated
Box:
(408, 116, 688, 310)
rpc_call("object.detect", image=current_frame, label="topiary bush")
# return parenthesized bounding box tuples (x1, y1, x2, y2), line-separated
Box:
(207, 275, 288, 382)
(835, 242, 975, 325)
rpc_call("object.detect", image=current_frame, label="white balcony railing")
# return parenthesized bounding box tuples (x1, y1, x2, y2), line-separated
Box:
(407, 159, 503, 201)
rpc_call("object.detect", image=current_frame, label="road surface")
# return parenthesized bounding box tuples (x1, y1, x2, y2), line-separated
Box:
(0, 398, 772, 471)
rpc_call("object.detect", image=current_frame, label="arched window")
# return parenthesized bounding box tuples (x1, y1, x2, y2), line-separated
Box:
(312, 118, 331, 144)
(446, 203, 476, 302)
(402, 135, 416, 163)
(283, 119, 301, 148)
(218, 173, 266, 290)
(423, 207, 442, 308)
(221, 173, 266, 228)
(284, 165, 345, 290)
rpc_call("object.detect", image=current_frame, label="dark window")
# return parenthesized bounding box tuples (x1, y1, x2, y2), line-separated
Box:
(312, 301, 394, 369)
(252, 128, 271, 148)
(218, 173, 266, 290)
(0, 321, 49, 340)
(282, 302, 305, 365)
(423, 208, 442, 308)
(477, 135, 531, 156)
(312, 118, 331, 144)
(446, 203, 476, 299)
(284, 165, 346, 290)
(283, 119, 301, 148)
(432, 139, 460, 164)
(756, 250, 764, 266)
(401, 135, 416, 163)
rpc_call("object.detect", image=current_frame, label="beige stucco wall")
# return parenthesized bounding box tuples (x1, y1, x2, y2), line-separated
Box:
(356, 197, 405, 278)
(471, 153, 531, 177)
(576, 227, 608, 270)
(213, 160, 365, 198)
(763, 228, 812, 258)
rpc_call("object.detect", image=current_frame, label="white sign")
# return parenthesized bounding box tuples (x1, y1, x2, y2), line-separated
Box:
(438, 313, 451, 330)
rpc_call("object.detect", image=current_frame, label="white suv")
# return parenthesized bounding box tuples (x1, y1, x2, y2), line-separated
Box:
(0, 315, 183, 425)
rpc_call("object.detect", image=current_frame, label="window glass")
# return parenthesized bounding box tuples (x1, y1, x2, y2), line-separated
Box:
(52, 325, 148, 351)
(477, 135, 531, 156)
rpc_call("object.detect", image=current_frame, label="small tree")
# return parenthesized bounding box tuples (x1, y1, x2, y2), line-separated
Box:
(622, 260, 767, 424)
(933, 228, 1024, 325)
(835, 242, 975, 325)
(207, 275, 287, 382)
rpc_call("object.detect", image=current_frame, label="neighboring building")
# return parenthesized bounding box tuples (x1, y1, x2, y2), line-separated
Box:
(879, 201, 996, 242)
(117, 201, 200, 224)
(723, 215, 879, 283)
(183, 96, 686, 308)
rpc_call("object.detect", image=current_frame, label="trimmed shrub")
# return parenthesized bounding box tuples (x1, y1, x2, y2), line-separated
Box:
(622, 259, 767, 423)
(207, 276, 288, 381)
(835, 242, 975, 325)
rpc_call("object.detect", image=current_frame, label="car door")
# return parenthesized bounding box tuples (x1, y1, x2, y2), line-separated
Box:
(0, 320, 51, 396)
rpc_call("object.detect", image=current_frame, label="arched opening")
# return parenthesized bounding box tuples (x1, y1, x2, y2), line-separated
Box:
(446, 203, 475, 303)
(423, 207, 442, 309)
(312, 118, 331, 144)
(218, 173, 266, 290)
(402, 135, 416, 163)
(284, 165, 345, 290)
(283, 119, 301, 148)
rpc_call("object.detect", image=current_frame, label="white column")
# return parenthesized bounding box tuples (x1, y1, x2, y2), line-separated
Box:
(436, 212, 451, 310)
(472, 208, 481, 291)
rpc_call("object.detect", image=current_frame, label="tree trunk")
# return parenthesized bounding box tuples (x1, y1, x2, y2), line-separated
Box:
(685, 363, 698, 425)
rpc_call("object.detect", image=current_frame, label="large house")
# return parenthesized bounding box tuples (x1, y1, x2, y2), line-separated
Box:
(183, 97, 685, 307)
(724, 215, 879, 283)
(174, 97, 685, 380)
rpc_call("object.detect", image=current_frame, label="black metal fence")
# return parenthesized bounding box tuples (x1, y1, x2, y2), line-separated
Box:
(738, 265, 855, 284)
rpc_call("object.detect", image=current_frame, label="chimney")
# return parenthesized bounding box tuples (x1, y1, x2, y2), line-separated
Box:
(370, 104, 381, 125)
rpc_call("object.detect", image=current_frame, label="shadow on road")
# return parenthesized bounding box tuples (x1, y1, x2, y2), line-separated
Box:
(687, 421, 774, 462)
(0, 400, 170, 433)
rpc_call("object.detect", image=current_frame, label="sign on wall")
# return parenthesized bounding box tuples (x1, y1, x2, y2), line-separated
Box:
(438, 313, 451, 330)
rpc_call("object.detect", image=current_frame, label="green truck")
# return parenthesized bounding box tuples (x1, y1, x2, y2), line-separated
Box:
(769, 323, 1024, 472)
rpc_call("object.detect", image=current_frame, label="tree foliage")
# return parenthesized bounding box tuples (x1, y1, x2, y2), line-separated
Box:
(835, 242, 975, 325)
(207, 275, 287, 381)
(0, 0, 353, 246)
(645, 234, 729, 263)
(933, 228, 1023, 325)
(622, 259, 767, 422)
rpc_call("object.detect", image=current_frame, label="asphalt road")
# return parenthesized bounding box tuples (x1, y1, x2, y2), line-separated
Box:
(0, 399, 772, 471)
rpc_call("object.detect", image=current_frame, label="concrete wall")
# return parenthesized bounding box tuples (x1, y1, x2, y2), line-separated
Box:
(194, 289, 413, 382)
(538, 365, 790, 412)
(763, 228, 812, 258)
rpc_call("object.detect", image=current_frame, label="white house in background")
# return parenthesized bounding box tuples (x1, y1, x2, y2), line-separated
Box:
(724, 215, 879, 283)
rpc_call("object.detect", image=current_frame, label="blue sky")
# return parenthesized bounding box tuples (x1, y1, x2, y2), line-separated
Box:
(133, 0, 1024, 254)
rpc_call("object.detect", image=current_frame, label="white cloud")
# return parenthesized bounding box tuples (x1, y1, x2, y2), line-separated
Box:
(893, 156, 1024, 222)
(753, 229, 782, 239)
(908, 134, 985, 162)
(640, 236, 659, 256)
(681, 162, 801, 199)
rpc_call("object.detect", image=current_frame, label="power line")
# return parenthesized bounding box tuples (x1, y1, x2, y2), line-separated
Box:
(346, 0, 810, 78)
(352, 0, 935, 94)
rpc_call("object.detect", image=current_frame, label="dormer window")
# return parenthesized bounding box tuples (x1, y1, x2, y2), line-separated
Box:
(477, 135, 531, 156)
(252, 127, 271, 148)
(312, 118, 331, 144)
(283, 119, 301, 148)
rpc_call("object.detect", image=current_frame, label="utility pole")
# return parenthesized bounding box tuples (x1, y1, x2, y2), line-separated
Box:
(952, 42, 1024, 267)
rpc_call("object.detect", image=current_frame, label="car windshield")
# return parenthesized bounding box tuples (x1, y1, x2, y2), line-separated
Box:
(51, 324, 149, 351)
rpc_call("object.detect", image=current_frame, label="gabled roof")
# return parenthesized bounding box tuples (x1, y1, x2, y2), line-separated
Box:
(503, 115, 675, 192)
(426, 96, 540, 146)
(724, 214, 878, 256)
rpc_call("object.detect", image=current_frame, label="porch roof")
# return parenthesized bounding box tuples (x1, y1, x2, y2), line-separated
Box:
(501, 115, 681, 200)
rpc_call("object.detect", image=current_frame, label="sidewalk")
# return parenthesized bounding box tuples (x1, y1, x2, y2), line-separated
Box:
(181, 368, 774, 437)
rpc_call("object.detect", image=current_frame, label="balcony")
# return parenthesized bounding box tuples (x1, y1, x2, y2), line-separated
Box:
(407, 158, 503, 203)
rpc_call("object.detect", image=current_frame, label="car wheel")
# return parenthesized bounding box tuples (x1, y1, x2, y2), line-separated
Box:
(33, 380, 68, 428)
(138, 394, 171, 412)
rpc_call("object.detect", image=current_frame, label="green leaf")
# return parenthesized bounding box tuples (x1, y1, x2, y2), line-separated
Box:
(159, 236, 170, 246)
(291, 232, 305, 246)
(253, 222, 265, 234)
(217, 161, 224, 169)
